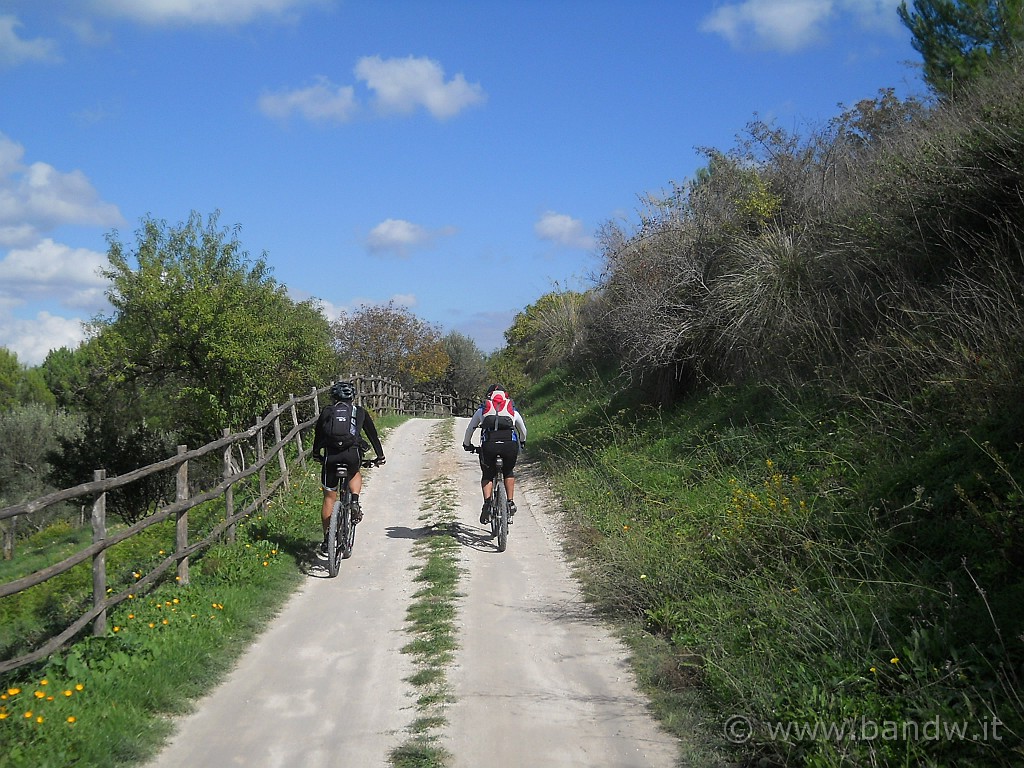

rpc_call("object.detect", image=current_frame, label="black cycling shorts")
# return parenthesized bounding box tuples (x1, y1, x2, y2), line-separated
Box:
(478, 434, 519, 482)
(320, 446, 362, 490)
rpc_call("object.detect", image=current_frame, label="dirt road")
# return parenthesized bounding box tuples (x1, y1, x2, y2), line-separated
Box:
(143, 418, 682, 767)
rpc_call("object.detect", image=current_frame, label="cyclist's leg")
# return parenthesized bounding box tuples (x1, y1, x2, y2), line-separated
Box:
(502, 444, 520, 515)
(478, 445, 499, 523)
(320, 459, 341, 536)
(340, 447, 363, 522)
(479, 445, 498, 498)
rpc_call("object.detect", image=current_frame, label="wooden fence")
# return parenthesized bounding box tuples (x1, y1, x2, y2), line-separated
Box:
(0, 376, 474, 675)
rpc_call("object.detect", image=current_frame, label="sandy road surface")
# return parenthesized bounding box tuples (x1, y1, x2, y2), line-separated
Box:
(144, 417, 681, 768)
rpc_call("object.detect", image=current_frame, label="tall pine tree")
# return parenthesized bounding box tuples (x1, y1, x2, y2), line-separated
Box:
(899, 0, 1024, 97)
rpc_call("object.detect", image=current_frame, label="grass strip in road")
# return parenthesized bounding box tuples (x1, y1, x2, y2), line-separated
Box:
(390, 419, 462, 768)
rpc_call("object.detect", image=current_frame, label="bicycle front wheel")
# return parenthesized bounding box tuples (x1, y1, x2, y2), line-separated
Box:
(493, 475, 508, 553)
(327, 500, 343, 577)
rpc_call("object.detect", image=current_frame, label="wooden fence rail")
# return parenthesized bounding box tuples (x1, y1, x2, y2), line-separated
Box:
(0, 375, 474, 675)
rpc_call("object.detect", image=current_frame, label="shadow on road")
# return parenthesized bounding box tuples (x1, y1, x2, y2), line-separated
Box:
(386, 521, 498, 552)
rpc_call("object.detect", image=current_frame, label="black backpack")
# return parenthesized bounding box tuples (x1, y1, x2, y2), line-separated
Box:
(323, 401, 364, 451)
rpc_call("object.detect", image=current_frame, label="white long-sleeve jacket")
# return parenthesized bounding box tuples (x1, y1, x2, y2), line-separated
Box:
(463, 406, 527, 447)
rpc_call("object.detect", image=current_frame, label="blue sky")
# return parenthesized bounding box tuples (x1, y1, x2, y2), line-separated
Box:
(0, 0, 925, 366)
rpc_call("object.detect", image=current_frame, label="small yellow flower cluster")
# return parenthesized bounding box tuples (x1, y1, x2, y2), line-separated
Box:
(720, 459, 808, 540)
(0, 682, 85, 726)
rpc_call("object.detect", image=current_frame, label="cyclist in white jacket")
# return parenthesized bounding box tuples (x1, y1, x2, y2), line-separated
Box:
(463, 384, 528, 525)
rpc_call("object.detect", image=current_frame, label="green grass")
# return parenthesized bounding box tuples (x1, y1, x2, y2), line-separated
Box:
(389, 419, 461, 768)
(521, 368, 1024, 767)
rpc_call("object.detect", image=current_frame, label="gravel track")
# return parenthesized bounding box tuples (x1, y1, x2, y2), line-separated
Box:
(143, 417, 681, 768)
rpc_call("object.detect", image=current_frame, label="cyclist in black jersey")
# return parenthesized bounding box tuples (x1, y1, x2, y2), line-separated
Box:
(312, 381, 385, 558)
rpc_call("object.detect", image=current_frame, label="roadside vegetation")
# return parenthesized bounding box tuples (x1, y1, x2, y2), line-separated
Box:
(0, 417, 401, 767)
(0, 470, 321, 766)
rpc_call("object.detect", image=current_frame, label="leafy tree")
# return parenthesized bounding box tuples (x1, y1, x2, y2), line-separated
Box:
(40, 344, 94, 412)
(0, 348, 55, 410)
(331, 301, 449, 390)
(899, 0, 1024, 97)
(0, 404, 84, 553)
(92, 211, 335, 445)
(483, 347, 530, 401)
(505, 290, 591, 378)
(50, 418, 178, 527)
(441, 332, 488, 402)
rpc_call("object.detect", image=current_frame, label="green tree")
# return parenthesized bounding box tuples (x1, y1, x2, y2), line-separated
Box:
(441, 332, 488, 402)
(483, 347, 530, 401)
(0, 404, 83, 554)
(331, 301, 449, 390)
(40, 344, 94, 412)
(899, 0, 1024, 97)
(0, 348, 56, 410)
(92, 211, 335, 445)
(504, 290, 590, 378)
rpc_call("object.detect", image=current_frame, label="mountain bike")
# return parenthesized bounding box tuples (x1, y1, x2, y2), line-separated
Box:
(473, 448, 509, 552)
(325, 457, 378, 577)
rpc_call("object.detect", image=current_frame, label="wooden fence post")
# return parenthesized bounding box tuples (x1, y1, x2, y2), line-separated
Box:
(273, 404, 288, 489)
(289, 395, 305, 468)
(92, 469, 107, 637)
(256, 419, 267, 515)
(223, 428, 236, 544)
(176, 446, 190, 586)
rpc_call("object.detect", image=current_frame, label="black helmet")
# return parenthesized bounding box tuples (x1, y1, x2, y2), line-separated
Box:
(330, 381, 355, 402)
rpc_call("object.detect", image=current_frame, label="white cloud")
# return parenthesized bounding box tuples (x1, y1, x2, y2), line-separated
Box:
(701, 0, 832, 52)
(0, 133, 124, 243)
(355, 55, 486, 119)
(390, 293, 416, 308)
(92, 0, 327, 26)
(259, 56, 485, 125)
(535, 211, 594, 250)
(840, 0, 904, 34)
(366, 218, 455, 256)
(0, 310, 88, 366)
(0, 239, 110, 365)
(0, 239, 110, 306)
(258, 77, 357, 123)
(0, 14, 60, 68)
(700, 0, 904, 51)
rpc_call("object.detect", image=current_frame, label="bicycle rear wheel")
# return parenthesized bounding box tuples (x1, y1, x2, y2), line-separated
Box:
(493, 475, 508, 552)
(327, 500, 343, 577)
(341, 497, 355, 559)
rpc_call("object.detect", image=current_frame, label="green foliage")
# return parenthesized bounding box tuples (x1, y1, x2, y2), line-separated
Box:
(589, 56, 1024, 430)
(440, 331, 488, 402)
(38, 346, 93, 413)
(48, 419, 179, 526)
(528, 368, 1024, 767)
(899, 0, 1024, 98)
(482, 347, 530, 400)
(503, 288, 593, 378)
(0, 405, 84, 542)
(0, 349, 55, 411)
(92, 211, 335, 444)
(0, 469, 321, 767)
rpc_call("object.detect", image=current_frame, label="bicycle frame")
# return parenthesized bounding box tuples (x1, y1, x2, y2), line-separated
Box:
(325, 458, 376, 577)
(473, 447, 509, 552)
